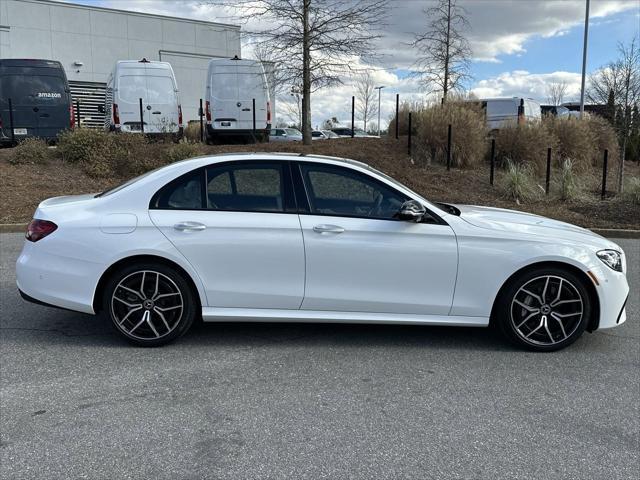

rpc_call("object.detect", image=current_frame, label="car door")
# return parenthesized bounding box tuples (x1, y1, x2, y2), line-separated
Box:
(149, 160, 305, 309)
(294, 161, 458, 316)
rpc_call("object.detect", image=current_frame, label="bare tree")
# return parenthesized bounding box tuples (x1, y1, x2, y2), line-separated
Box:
(354, 71, 378, 132)
(411, 0, 472, 102)
(588, 38, 640, 192)
(547, 81, 568, 106)
(208, 1, 387, 144)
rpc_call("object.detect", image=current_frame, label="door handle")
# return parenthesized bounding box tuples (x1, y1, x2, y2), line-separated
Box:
(313, 224, 344, 234)
(174, 221, 206, 232)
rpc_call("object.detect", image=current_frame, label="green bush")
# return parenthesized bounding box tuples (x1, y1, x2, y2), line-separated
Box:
(57, 129, 110, 164)
(9, 137, 50, 165)
(499, 160, 540, 203)
(495, 121, 558, 174)
(166, 142, 201, 163)
(414, 102, 487, 168)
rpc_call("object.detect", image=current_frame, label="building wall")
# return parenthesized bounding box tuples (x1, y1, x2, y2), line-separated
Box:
(0, 0, 241, 122)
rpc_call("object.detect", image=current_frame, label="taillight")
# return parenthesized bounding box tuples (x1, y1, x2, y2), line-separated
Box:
(205, 100, 211, 123)
(26, 219, 58, 242)
(70, 104, 75, 129)
(113, 103, 120, 126)
(267, 101, 271, 123)
(178, 104, 183, 127)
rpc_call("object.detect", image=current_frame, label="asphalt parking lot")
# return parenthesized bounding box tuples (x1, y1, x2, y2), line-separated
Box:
(0, 232, 638, 479)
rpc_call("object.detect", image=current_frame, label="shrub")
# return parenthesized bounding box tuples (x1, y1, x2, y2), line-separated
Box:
(387, 100, 425, 136)
(543, 116, 593, 172)
(583, 115, 619, 167)
(499, 160, 539, 203)
(556, 159, 580, 201)
(184, 122, 202, 143)
(494, 121, 558, 174)
(165, 142, 202, 163)
(624, 177, 640, 205)
(58, 129, 152, 178)
(413, 102, 488, 168)
(9, 137, 50, 165)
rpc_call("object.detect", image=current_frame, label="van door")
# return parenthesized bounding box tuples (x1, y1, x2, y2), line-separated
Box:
(236, 64, 266, 131)
(117, 68, 147, 132)
(210, 64, 240, 132)
(145, 74, 179, 134)
(1, 73, 69, 140)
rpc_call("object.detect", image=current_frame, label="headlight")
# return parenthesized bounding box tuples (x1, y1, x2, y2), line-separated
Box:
(597, 250, 623, 272)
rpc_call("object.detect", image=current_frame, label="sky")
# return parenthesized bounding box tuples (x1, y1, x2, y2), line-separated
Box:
(69, 0, 640, 128)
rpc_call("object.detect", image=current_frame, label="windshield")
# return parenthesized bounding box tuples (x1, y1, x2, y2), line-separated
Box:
(286, 129, 302, 136)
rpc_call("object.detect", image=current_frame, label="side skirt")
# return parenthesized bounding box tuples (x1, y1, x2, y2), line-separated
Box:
(201, 307, 489, 327)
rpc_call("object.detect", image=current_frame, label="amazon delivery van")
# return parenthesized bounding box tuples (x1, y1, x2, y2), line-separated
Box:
(205, 57, 271, 143)
(104, 59, 183, 139)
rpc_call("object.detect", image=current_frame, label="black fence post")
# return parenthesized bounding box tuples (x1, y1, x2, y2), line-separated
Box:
(407, 112, 412, 156)
(545, 147, 552, 195)
(8, 98, 15, 145)
(351, 96, 355, 138)
(446, 124, 452, 171)
(75, 100, 80, 129)
(199, 98, 204, 142)
(395, 94, 399, 139)
(139, 98, 144, 134)
(490, 138, 496, 186)
(601, 149, 608, 200)
(252, 98, 256, 141)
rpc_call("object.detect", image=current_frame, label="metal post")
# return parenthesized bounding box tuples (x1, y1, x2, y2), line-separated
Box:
(351, 96, 355, 138)
(579, 0, 590, 118)
(199, 98, 204, 142)
(601, 149, 608, 200)
(252, 98, 256, 141)
(139, 98, 144, 134)
(75, 100, 80, 129)
(395, 94, 399, 139)
(545, 147, 552, 195)
(446, 124, 452, 170)
(408, 112, 412, 156)
(375, 86, 384, 136)
(490, 138, 496, 186)
(8, 98, 15, 145)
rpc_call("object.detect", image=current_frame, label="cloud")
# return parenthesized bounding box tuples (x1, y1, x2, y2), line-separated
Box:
(470, 70, 583, 102)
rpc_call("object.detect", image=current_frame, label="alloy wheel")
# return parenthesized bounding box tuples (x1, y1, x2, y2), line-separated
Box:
(510, 275, 584, 346)
(110, 270, 184, 340)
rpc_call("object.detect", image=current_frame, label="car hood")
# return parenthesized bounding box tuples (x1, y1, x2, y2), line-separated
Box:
(454, 204, 618, 249)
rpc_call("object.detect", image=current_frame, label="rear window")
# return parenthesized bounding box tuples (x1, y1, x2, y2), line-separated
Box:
(147, 76, 175, 103)
(236, 67, 265, 93)
(211, 73, 237, 100)
(118, 76, 147, 103)
(1, 74, 67, 104)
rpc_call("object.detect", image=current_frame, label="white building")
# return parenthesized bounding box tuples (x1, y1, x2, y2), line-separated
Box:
(0, 0, 242, 126)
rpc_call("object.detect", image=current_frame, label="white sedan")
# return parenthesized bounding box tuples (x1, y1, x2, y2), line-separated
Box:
(16, 153, 629, 351)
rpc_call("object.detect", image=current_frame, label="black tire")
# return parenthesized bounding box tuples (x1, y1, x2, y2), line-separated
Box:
(494, 267, 591, 352)
(102, 262, 198, 347)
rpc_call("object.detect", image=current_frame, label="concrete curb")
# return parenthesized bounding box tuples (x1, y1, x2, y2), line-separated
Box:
(1, 223, 639, 238)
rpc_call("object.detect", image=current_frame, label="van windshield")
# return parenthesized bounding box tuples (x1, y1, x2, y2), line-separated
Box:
(1, 74, 67, 105)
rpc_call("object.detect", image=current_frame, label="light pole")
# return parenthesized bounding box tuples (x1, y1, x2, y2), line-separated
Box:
(579, 0, 590, 118)
(375, 86, 385, 136)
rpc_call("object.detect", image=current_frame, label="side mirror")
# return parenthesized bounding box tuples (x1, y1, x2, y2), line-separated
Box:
(396, 200, 426, 222)
(97, 105, 105, 114)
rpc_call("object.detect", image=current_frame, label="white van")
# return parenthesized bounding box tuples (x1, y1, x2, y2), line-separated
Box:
(104, 59, 183, 139)
(480, 97, 541, 130)
(205, 57, 271, 143)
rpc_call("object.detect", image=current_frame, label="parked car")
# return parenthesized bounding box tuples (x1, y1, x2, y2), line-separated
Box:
(321, 130, 339, 139)
(270, 128, 302, 142)
(541, 105, 581, 118)
(479, 97, 541, 130)
(312, 130, 329, 140)
(331, 127, 371, 137)
(205, 57, 271, 144)
(103, 59, 183, 139)
(17, 154, 629, 351)
(0, 58, 73, 146)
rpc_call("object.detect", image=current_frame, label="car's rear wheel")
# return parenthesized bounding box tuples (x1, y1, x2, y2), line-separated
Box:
(496, 267, 591, 351)
(103, 263, 197, 347)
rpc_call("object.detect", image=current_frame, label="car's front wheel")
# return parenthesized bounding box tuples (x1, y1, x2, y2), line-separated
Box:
(103, 262, 197, 347)
(495, 267, 592, 351)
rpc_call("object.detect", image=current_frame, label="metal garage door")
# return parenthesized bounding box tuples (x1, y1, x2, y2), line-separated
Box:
(69, 81, 106, 129)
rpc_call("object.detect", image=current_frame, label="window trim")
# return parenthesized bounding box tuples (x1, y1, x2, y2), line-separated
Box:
(292, 161, 448, 225)
(149, 160, 297, 214)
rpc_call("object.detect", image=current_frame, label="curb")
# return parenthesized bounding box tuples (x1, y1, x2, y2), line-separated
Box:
(1, 223, 639, 238)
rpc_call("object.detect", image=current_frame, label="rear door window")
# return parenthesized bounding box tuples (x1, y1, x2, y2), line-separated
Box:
(1, 75, 66, 104)
(146, 76, 175, 103)
(118, 75, 147, 104)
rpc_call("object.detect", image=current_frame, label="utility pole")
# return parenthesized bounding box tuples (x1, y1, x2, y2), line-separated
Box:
(375, 85, 385, 136)
(579, 0, 590, 118)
